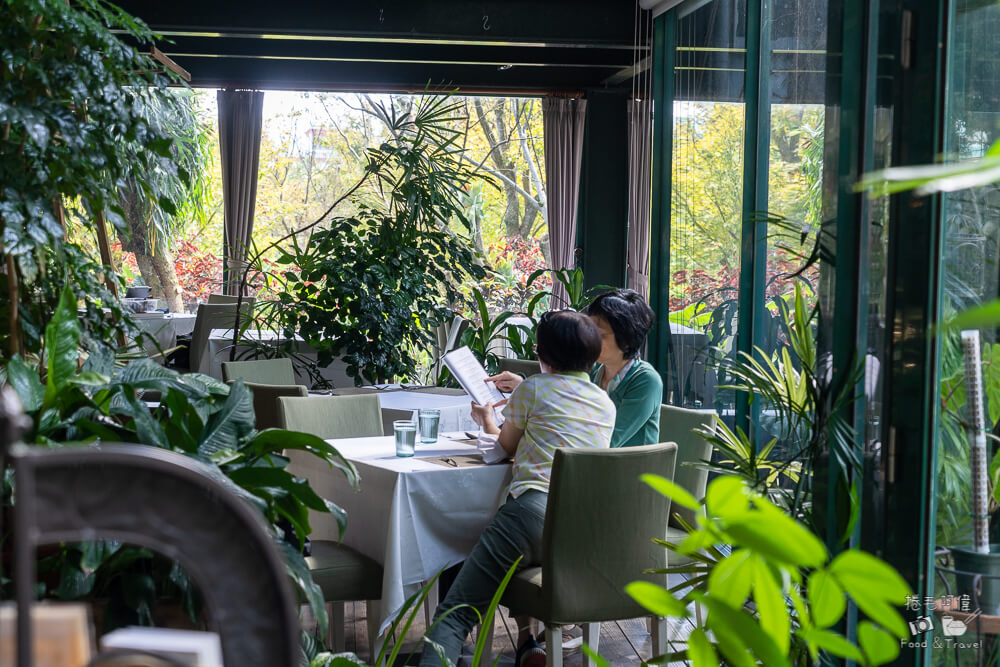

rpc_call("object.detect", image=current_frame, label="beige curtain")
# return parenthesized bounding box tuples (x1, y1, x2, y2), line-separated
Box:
(218, 89, 265, 296)
(542, 97, 587, 307)
(626, 99, 652, 302)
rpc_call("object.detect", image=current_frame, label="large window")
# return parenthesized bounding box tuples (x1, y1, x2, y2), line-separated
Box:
(933, 0, 1000, 657)
(112, 92, 548, 314)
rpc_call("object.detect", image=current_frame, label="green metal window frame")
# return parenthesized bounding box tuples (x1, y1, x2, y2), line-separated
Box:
(648, 0, 950, 660)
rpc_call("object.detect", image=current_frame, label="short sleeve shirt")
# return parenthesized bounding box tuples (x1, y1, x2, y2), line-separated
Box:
(502, 371, 616, 497)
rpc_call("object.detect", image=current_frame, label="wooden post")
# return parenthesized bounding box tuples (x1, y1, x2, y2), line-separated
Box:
(94, 210, 128, 348)
(5, 253, 20, 358)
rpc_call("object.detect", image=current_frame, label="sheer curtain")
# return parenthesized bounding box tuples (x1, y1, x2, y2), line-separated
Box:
(542, 96, 588, 307)
(627, 98, 652, 301)
(217, 89, 265, 296)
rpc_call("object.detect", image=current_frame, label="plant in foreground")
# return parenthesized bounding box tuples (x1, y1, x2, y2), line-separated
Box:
(3, 286, 356, 634)
(628, 474, 910, 666)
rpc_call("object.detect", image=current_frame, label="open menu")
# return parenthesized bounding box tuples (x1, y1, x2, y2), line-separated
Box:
(442, 346, 507, 406)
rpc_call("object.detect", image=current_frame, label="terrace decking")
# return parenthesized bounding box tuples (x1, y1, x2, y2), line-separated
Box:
(328, 575, 696, 666)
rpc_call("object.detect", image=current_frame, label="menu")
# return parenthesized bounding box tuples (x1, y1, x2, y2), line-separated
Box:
(442, 346, 507, 406)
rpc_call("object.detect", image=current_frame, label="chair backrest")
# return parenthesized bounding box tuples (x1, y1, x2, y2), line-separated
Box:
(10, 444, 298, 667)
(208, 294, 257, 308)
(497, 358, 541, 378)
(659, 404, 716, 528)
(541, 443, 676, 622)
(278, 394, 383, 439)
(190, 304, 240, 375)
(246, 382, 308, 430)
(430, 316, 471, 383)
(222, 358, 297, 385)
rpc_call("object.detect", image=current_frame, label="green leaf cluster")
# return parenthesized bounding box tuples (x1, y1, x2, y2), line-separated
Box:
(1, 0, 194, 359)
(263, 95, 488, 386)
(630, 474, 911, 667)
(4, 286, 358, 635)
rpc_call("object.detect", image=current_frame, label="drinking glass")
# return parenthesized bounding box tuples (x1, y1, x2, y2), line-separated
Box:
(393, 420, 417, 457)
(418, 409, 441, 443)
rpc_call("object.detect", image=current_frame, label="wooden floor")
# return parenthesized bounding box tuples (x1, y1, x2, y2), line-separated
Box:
(328, 576, 696, 666)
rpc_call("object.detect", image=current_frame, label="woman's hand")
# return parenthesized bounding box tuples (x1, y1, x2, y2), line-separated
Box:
(470, 401, 501, 435)
(486, 371, 522, 393)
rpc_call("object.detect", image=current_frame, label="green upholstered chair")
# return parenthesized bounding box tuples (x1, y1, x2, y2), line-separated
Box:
(207, 293, 256, 308)
(189, 304, 239, 375)
(222, 358, 297, 386)
(280, 394, 385, 660)
(277, 394, 383, 439)
(244, 382, 307, 430)
(494, 443, 677, 667)
(498, 357, 542, 378)
(659, 404, 716, 566)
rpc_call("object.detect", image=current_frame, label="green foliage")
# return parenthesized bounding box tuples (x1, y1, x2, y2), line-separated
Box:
(247, 95, 487, 386)
(705, 283, 860, 522)
(309, 559, 521, 667)
(3, 286, 357, 634)
(631, 475, 911, 666)
(858, 136, 1000, 197)
(1, 0, 192, 358)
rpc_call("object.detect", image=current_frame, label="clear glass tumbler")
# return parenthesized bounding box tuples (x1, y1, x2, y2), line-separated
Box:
(394, 420, 417, 457)
(418, 408, 441, 443)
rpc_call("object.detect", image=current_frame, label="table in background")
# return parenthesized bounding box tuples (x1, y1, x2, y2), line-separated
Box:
(132, 313, 197, 360)
(206, 328, 353, 388)
(298, 435, 512, 634)
(375, 389, 478, 433)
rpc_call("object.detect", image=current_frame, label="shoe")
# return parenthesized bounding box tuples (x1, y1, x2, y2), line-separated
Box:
(515, 635, 546, 667)
(538, 625, 584, 651)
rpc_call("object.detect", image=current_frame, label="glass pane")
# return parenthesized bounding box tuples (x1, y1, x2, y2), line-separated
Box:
(933, 0, 1000, 652)
(668, 0, 746, 418)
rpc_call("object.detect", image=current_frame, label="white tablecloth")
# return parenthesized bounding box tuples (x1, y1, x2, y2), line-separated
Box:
(206, 328, 352, 388)
(132, 313, 197, 358)
(302, 435, 512, 634)
(376, 390, 479, 433)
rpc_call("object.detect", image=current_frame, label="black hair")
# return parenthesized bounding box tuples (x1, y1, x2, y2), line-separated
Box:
(535, 310, 603, 373)
(586, 289, 655, 360)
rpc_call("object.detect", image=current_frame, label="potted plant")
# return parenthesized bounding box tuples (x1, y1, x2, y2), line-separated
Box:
(231, 96, 487, 386)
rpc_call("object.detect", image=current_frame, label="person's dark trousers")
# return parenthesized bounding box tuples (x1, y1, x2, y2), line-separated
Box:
(418, 490, 547, 666)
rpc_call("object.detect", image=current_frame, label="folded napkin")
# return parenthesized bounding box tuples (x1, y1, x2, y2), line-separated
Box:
(477, 432, 509, 465)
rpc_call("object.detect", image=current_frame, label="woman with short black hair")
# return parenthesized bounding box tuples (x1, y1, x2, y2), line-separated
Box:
(585, 288, 662, 448)
(420, 310, 615, 667)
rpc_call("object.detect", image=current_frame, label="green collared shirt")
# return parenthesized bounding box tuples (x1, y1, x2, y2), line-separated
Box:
(590, 359, 663, 447)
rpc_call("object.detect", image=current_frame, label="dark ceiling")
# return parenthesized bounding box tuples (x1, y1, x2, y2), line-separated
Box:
(114, 1, 651, 94)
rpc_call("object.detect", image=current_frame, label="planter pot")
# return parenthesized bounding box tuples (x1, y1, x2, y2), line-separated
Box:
(950, 545, 1000, 616)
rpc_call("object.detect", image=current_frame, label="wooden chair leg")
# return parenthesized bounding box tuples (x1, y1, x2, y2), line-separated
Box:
(582, 623, 600, 667)
(544, 624, 563, 667)
(366, 599, 383, 667)
(330, 601, 346, 652)
(650, 617, 667, 657)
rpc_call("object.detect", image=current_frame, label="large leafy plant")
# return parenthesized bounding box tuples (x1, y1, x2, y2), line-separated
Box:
(235, 96, 487, 386)
(3, 287, 357, 634)
(630, 475, 910, 666)
(1, 0, 191, 359)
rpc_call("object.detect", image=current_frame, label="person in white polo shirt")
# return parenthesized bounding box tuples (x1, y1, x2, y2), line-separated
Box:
(419, 310, 616, 667)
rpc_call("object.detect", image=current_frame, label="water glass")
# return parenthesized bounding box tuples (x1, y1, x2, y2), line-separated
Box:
(394, 420, 417, 457)
(418, 409, 441, 443)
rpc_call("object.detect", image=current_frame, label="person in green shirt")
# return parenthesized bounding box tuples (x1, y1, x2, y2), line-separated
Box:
(586, 288, 662, 447)
(489, 288, 662, 449)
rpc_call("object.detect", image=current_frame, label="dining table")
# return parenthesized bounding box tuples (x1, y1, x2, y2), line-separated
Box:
(300, 434, 513, 635)
(205, 328, 353, 388)
(131, 312, 197, 360)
